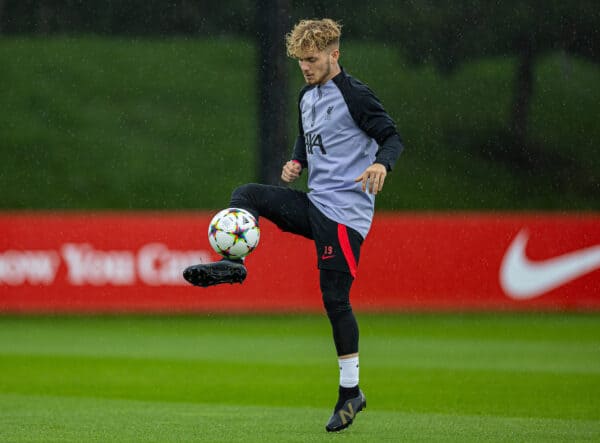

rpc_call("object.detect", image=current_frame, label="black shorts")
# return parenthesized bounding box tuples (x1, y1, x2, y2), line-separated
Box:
(230, 184, 364, 277)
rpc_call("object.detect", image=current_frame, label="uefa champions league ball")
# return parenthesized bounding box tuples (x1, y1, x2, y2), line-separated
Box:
(208, 208, 260, 259)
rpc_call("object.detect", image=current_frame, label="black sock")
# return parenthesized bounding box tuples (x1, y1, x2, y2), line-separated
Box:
(220, 257, 244, 264)
(334, 385, 360, 410)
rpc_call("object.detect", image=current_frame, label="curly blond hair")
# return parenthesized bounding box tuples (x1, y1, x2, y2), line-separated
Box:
(285, 18, 342, 58)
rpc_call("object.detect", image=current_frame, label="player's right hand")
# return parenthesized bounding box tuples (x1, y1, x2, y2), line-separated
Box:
(281, 160, 302, 183)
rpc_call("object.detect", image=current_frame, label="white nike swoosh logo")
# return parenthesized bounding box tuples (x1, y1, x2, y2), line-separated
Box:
(500, 229, 600, 299)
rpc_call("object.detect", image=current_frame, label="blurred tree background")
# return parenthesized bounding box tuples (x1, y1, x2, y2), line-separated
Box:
(0, 0, 598, 210)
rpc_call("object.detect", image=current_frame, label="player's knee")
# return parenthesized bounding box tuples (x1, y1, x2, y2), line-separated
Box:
(322, 294, 352, 317)
(231, 183, 260, 203)
(320, 269, 353, 317)
(230, 184, 263, 221)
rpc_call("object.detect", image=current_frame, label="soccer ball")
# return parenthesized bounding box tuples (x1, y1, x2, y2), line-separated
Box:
(208, 208, 260, 259)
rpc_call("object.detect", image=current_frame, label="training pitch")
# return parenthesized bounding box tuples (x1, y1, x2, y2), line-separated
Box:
(0, 313, 599, 442)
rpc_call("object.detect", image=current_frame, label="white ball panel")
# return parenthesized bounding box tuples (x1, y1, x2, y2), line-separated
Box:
(244, 227, 260, 248)
(217, 214, 237, 233)
(214, 231, 235, 249)
(228, 240, 251, 259)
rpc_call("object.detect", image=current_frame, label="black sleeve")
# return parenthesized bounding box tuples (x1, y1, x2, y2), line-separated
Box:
(291, 85, 311, 169)
(338, 77, 404, 171)
(291, 135, 307, 169)
(374, 133, 403, 172)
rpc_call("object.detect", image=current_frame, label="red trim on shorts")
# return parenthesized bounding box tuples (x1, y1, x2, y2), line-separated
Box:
(337, 224, 358, 278)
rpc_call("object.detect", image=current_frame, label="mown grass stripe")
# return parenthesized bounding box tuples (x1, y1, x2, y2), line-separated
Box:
(1, 393, 599, 442)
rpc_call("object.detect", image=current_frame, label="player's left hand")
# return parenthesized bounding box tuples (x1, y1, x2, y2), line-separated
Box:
(355, 163, 387, 195)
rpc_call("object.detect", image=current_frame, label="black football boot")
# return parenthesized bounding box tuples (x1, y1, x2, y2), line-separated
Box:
(325, 387, 366, 432)
(183, 259, 246, 287)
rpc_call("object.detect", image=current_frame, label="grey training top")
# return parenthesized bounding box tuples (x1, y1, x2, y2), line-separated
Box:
(292, 67, 403, 239)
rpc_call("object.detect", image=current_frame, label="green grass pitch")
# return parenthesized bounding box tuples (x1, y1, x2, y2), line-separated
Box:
(1, 313, 599, 442)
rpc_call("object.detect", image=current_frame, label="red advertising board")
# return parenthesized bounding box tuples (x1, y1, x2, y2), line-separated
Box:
(1, 212, 599, 312)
